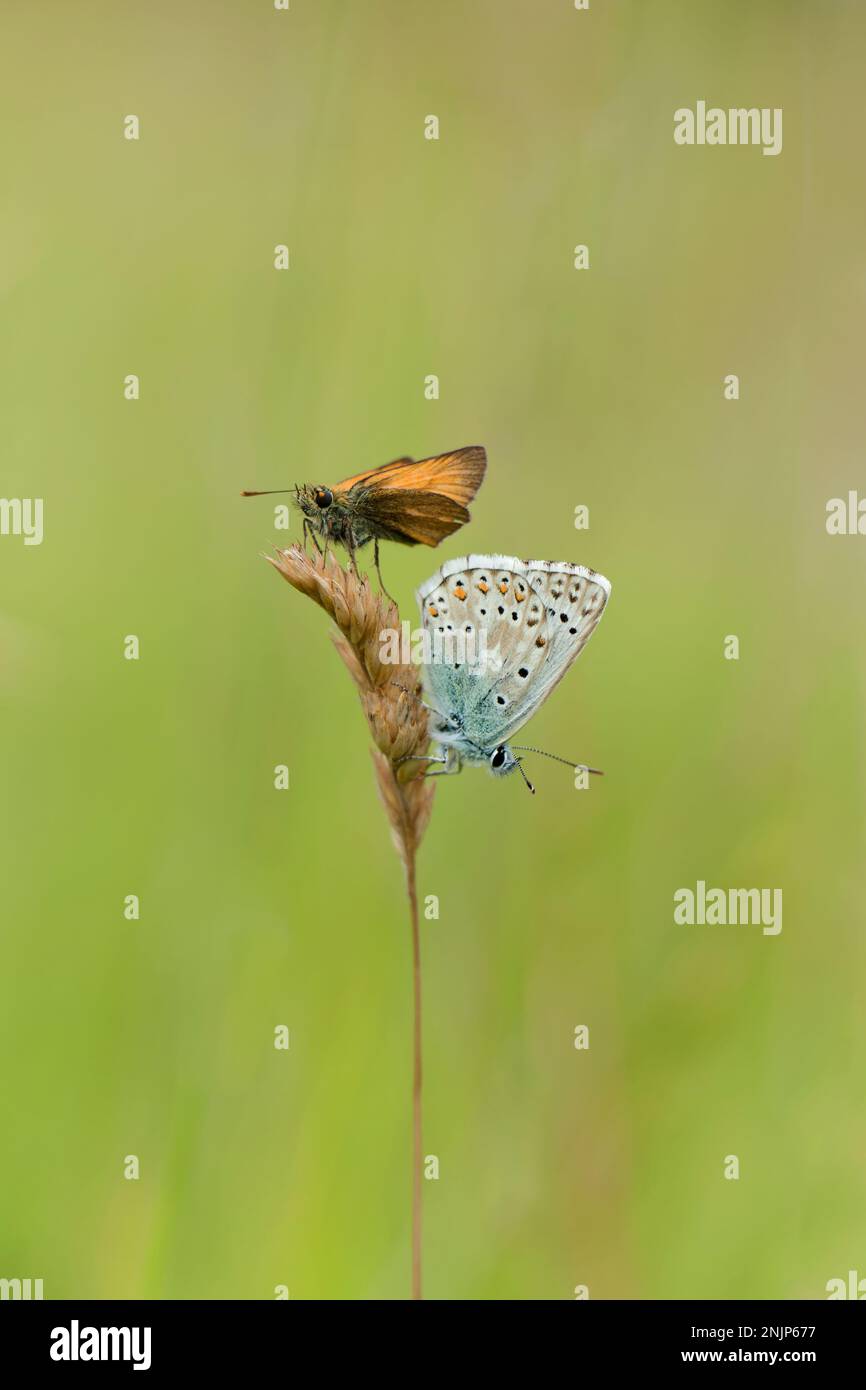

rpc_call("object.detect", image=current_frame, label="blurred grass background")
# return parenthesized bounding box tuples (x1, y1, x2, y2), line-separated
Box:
(0, 0, 864, 1299)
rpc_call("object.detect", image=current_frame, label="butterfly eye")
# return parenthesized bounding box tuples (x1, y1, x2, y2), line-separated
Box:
(313, 487, 333, 509)
(490, 746, 508, 770)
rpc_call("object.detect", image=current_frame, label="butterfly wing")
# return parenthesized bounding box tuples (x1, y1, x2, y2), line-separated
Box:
(417, 554, 557, 752)
(336, 446, 486, 509)
(499, 559, 610, 738)
(333, 456, 415, 490)
(416, 554, 610, 747)
(352, 488, 470, 546)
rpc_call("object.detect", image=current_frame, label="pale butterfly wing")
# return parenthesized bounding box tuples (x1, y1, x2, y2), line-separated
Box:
(415, 553, 610, 751)
(501, 558, 610, 739)
(417, 554, 552, 749)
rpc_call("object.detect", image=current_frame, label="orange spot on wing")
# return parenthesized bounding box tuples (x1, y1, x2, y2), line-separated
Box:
(429, 605, 439, 618)
(453, 584, 466, 600)
(498, 580, 509, 593)
(477, 581, 489, 593)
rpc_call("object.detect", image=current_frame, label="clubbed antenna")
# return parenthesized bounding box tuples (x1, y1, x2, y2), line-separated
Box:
(511, 745, 603, 776)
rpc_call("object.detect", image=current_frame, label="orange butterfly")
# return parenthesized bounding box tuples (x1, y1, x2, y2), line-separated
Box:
(243, 445, 487, 595)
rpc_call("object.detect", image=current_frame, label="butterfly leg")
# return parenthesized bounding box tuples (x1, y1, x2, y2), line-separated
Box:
(398, 746, 461, 779)
(303, 518, 323, 555)
(344, 530, 361, 578)
(423, 750, 462, 779)
(373, 539, 398, 605)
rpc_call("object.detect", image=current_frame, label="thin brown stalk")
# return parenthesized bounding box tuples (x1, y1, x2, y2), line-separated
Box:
(268, 543, 433, 1300)
(406, 851, 423, 1300)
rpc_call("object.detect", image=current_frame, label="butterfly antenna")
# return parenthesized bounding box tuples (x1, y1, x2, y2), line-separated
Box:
(240, 488, 294, 497)
(515, 759, 536, 795)
(511, 746, 604, 775)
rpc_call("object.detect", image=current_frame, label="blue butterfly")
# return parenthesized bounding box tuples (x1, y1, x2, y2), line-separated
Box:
(411, 553, 611, 793)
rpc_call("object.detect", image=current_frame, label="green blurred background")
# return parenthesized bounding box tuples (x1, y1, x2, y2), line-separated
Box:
(1, 0, 864, 1300)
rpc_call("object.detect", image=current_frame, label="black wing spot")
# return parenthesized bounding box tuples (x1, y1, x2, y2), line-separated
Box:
(518, 667, 529, 678)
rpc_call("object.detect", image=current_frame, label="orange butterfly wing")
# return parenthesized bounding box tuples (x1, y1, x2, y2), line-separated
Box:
(334, 446, 486, 509)
(350, 489, 471, 546)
